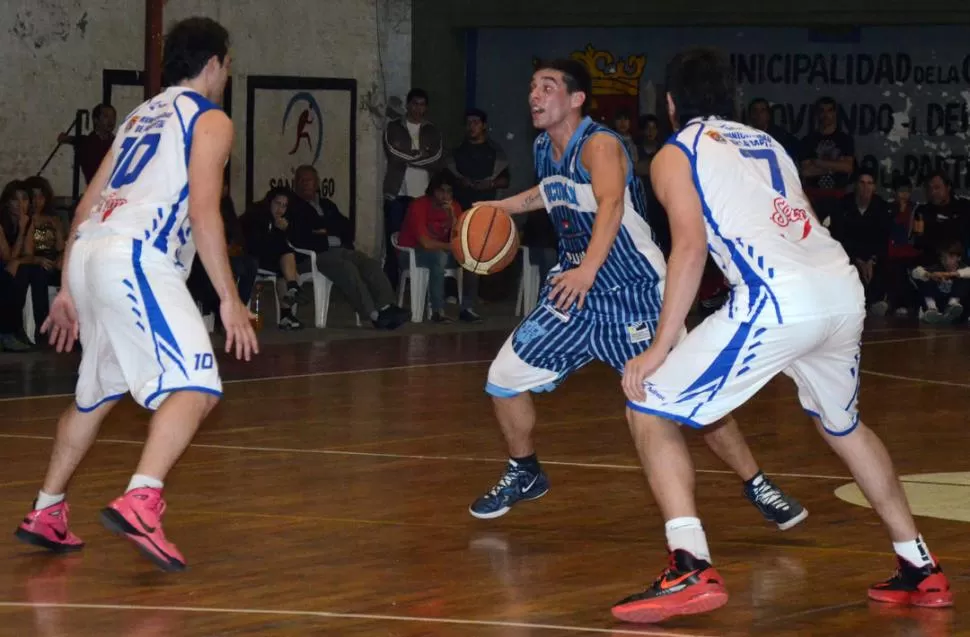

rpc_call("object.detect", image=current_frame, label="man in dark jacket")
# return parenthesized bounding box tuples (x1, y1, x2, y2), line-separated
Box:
(290, 165, 407, 329)
(830, 168, 892, 314)
(382, 88, 444, 284)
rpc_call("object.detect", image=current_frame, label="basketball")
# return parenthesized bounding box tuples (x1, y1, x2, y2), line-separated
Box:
(451, 205, 520, 275)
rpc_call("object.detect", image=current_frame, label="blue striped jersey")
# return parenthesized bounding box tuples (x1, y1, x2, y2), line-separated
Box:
(78, 86, 220, 276)
(667, 117, 864, 326)
(534, 116, 667, 322)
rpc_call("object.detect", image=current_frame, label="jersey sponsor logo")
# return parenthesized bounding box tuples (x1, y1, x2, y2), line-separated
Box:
(705, 130, 728, 143)
(98, 196, 128, 221)
(543, 181, 579, 207)
(771, 197, 812, 239)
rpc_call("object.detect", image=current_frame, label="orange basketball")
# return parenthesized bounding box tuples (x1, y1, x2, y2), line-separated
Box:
(451, 205, 519, 275)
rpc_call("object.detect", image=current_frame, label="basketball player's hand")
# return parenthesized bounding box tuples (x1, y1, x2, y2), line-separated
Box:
(220, 298, 259, 362)
(41, 290, 80, 353)
(622, 347, 667, 402)
(548, 267, 596, 310)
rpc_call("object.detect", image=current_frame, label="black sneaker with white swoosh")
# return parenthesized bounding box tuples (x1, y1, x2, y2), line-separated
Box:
(469, 460, 550, 519)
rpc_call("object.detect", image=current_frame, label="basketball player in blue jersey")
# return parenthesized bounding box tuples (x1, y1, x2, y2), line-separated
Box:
(14, 17, 258, 572)
(612, 48, 952, 624)
(467, 59, 807, 532)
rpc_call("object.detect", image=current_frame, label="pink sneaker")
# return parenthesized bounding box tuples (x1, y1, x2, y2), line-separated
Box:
(100, 487, 186, 572)
(15, 501, 84, 553)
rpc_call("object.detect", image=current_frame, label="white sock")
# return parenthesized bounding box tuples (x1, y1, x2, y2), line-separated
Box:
(35, 490, 64, 510)
(893, 534, 934, 568)
(948, 297, 961, 307)
(925, 297, 938, 310)
(126, 474, 164, 493)
(665, 516, 712, 562)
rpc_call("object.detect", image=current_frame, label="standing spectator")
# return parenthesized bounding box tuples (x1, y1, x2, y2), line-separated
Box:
(747, 97, 800, 162)
(397, 172, 480, 323)
(799, 97, 855, 223)
(447, 108, 510, 210)
(383, 88, 443, 285)
(58, 103, 116, 185)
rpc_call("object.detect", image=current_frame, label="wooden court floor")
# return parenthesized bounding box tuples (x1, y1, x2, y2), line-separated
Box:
(0, 324, 968, 636)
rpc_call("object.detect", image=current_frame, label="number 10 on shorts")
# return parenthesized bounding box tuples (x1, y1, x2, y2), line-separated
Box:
(194, 353, 214, 370)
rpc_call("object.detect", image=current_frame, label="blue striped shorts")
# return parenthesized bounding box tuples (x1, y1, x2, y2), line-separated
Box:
(485, 300, 658, 397)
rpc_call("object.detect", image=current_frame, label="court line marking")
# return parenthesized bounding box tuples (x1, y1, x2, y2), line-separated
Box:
(0, 331, 961, 405)
(0, 433, 855, 482)
(860, 369, 970, 389)
(0, 602, 716, 637)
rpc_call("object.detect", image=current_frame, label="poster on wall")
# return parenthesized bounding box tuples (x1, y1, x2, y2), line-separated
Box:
(246, 76, 357, 226)
(479, 27, 970, 194)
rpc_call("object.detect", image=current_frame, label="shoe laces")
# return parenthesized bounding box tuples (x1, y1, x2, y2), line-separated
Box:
(751, 479, 789, 510)
(486, 466, 523, 499)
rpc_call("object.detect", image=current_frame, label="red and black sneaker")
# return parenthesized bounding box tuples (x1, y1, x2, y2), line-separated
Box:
(611, 549, 729, 624)
(868, 556, 953, 608)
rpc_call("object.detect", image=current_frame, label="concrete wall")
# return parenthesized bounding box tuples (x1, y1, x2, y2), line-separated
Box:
(1, 0, 413, 256)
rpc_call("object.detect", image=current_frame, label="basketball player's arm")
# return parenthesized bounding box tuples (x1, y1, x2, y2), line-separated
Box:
(578, 133, 627, 274)
(188, 110, 258, 360)
(648, 145, 708, 353)
(188, 111, 237, 303)
(485, 185, 544, 214)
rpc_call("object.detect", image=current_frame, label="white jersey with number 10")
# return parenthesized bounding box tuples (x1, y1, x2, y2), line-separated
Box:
(77, 86, 220, 276)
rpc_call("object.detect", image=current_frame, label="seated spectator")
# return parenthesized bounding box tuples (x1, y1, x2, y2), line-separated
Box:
(1, 180, 47, 343)
(884, 176, 921, 315)
(914, 170, 970, 255)
(0, 181, 31, 351)
(911, 239, 970, 324)
(188, 181, 258, 327)
(290, 165, 407, 329)
(23, 176, 65, 332)
(397, 172, 480, 323)
(240, 187, 308, 330)
(519, 207, 558, 282)
(830, 168, 892, 315)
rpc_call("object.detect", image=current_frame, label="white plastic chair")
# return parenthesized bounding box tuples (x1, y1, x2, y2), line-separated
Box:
(391, 232, 462, 322)
(291, 246, 361, 328)
(22, 285, 59, 344)
(515, 246, 541, 316)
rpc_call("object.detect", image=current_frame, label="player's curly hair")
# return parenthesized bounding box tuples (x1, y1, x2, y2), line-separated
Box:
(665, 48, 736, 125)
(162, 17, 230, 87)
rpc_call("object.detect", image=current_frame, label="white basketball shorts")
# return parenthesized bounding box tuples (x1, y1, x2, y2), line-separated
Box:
(628, 309, 864, 436)
(69, 234, 222, 411)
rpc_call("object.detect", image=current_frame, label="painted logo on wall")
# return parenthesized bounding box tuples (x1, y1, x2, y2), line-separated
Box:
(533, 44, 647, 130)
(281, 92, 323, 166)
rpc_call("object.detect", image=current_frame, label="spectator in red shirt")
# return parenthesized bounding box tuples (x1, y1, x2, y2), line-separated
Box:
(397, 172, 480, 322)
(58, 103, 116, 184)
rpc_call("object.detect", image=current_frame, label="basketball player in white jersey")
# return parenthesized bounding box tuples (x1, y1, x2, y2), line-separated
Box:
(612, 48, 951, 624)
(467, 59, 807, 531)
(14, 17, 257, 572)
